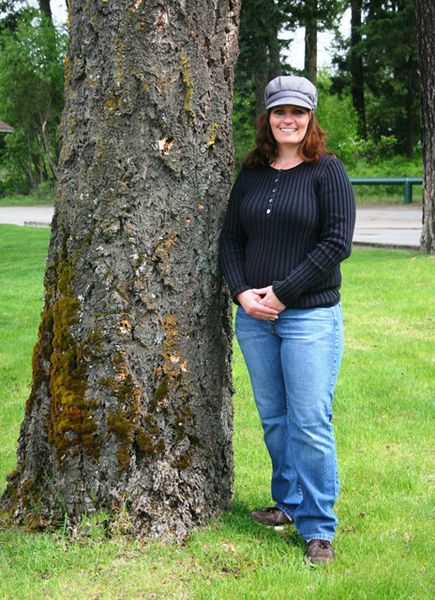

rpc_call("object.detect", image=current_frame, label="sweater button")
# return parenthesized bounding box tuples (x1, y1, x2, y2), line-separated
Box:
(266, 208, 271, 214)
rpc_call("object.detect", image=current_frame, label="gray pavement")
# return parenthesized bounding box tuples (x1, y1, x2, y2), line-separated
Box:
(0, 204, 423, 250)
(0, 205, 54, 228)
(353, 205, 422, 249)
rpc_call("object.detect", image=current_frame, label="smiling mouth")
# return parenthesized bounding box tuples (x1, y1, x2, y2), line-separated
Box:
(280, 128, 297, 132)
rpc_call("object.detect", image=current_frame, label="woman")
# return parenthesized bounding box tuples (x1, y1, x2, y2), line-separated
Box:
(219, 75, 356, 564)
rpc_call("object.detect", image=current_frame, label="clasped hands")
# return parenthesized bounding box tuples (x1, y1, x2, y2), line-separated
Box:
(236, 286, 286, 321)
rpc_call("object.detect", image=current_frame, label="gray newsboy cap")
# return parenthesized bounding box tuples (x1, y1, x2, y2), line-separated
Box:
(264, 75, 317, 111)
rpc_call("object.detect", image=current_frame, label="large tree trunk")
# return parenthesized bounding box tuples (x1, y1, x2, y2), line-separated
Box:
(415, 0, 434, 253)
(350, 0, 366, 139)
(1, 0, 240, 540)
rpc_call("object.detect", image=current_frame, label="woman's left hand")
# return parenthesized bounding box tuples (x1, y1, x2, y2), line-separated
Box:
(252, 286, 286, 313)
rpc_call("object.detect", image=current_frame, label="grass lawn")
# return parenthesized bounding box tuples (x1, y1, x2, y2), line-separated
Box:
(0, 224, 434, 599)
(0, 194, 55, 207)
(353, 190, 422, 206)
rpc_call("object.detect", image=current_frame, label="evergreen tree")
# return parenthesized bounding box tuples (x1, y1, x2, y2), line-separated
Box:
(236, 0, 294, 116)
(349, 0, 366, 138)
(363, 0, 419, 157)
(0, 0, 29, 32)
(233, 0, 296, 167)
(0, 8, 65, 192)
(333, 0, 419, 157)
(291, 0, 345, 83)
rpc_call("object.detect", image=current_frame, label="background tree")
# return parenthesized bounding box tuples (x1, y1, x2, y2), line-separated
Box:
(362, 0, 418, 158)
(37, 0, 53, 25)
(415, 0, 434, 253)
(332, 0, 419, 158)
(303, 0, 318, 81)
(0, 7, 65, 193)
(349, 0, 366, 138)
(0, 0, 24, 32)
(1, 0, 241, 540)
(236, 0, 293, 116)
(233, 0, 297, 167)
(291, 0, 344, 82)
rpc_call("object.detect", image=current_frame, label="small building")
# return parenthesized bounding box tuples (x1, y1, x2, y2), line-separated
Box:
(0, 120, 14, 133)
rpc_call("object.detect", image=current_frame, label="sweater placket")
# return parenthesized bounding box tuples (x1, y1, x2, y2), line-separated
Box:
(265, 170, 282, 217)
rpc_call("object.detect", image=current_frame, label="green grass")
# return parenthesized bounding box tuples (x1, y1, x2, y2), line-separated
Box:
(0, 193, 55, 207)
(0, 224, 434, 599)
(352, 188, 423, 206)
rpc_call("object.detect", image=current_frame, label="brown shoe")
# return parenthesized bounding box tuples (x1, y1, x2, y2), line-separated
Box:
(250, 507, 292, 527)
(305, 540, 335, 564)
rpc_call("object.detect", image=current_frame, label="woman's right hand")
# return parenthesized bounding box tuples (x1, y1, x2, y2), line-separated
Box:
(236, 290, 279, 321)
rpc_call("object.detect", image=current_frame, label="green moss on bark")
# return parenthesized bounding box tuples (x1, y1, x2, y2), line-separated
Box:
(47, 262, 99, 463)
(103, 361, 144, 470)
(24, 289, 53, 418)
(180, 53, 195, 118)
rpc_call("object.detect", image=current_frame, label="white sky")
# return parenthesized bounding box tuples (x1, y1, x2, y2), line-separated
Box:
(27, 0, 66, 25)
(46, 2, 351, 71)
(283, 8, 351, 70)
(50, 0, 67, 26)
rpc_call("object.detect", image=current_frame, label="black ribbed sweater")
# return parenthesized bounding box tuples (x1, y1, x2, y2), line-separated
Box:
(219, 155, 356, 308)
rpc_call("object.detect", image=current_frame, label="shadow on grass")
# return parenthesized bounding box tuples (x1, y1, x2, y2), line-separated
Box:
(215, 496, 306, 551)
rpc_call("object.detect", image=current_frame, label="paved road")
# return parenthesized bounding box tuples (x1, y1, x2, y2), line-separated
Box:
(353, 205, 422, 249)
(0, 205, 54, 228)
(0, 204, 423, 249)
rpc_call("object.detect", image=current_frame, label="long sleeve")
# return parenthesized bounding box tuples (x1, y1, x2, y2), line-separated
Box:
(219, 170, 250, 300)
(272, 158, 356, 306)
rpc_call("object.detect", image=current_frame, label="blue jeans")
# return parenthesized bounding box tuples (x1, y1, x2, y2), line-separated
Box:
(235, 304, 344, 542)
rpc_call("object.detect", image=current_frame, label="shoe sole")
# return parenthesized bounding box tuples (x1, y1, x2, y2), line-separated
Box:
(251, 521, 292, 530)
(250, 515, 293, 528)
(304, 555, 335, 566)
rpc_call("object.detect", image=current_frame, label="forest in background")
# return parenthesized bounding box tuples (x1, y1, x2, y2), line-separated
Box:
(0, 0, 423, 199)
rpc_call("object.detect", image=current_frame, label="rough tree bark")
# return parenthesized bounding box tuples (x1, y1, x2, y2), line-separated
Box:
(1, 0, 241, 540)
(415, 0, 434, 253)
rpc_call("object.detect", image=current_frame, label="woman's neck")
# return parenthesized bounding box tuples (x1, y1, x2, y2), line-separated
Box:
(271, 146, 303, 169)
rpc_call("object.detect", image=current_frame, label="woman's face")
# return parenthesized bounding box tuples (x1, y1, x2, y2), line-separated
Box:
(269, 105, 310, 148)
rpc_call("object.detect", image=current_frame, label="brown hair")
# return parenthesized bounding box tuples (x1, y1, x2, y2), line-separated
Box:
(242, 110, 333, 168)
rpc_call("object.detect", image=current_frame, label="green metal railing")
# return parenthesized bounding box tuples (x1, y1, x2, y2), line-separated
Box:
(349, 177, 423, 204)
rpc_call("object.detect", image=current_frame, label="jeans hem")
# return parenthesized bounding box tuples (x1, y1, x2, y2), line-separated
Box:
(274, 502, 295, 521)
